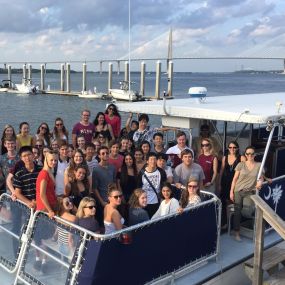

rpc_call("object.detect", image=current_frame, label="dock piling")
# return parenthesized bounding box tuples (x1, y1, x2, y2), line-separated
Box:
(100, 61, 103, 75)
(117, 61, 120, 75)
(40, 64, 45, 91)
(66, 63, 71, 93)
(60, 64, 65, 91)
(108, 63, 113, 94)
(140, 62, 146, 97)
(167, 61, 173, 97)
(8, 65, 12, 88)
(28, 64, 32, 81)
(125, 61, 129, 82)
(23, 64, 27, 82)
(155, 61, 161, 99)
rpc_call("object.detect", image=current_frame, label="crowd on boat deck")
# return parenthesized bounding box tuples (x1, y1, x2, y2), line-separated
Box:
(0, 104, 266, 243)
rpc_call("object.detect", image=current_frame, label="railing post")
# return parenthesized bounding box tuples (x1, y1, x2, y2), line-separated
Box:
(252, 205, 265, 285)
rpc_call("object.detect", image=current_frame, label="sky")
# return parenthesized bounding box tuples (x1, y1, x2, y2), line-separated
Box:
(1, 0, 285, 71)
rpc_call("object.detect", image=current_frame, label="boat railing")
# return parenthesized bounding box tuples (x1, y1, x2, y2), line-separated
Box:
(0, 191, 221, 285)
(250, 194, 285, 285)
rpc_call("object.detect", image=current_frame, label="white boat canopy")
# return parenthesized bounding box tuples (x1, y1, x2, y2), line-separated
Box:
(117, 93, 285, 124)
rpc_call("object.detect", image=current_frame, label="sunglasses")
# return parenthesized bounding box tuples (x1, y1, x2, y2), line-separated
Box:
(201, 143, 210, 147)
(84, 205, 96, 209)
(100, 152, 109, 155)
(98, 136, 104, 139)
(112, 194, 123, 199)
(41, 126, 47, 130)
(245, 152, 255, 156)
(109, 108, 114, 111)
(228, 146, 237, 149)
(188, 185, 198, 188)
(36, 144, 43, 147)
(56, 123, 63, 126)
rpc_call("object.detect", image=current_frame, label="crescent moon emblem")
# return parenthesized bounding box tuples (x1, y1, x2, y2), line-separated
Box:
(264, 186, 272, 200)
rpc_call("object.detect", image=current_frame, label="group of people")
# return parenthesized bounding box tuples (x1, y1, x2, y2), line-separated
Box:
(0, 103, 265, 250)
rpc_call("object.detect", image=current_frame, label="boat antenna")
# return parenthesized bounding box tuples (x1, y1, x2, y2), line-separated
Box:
(128, 0, 131, 101)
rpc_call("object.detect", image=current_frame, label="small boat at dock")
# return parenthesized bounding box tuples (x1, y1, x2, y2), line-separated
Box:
(109, 80, 144, 101)
(15, 78, 39, 94)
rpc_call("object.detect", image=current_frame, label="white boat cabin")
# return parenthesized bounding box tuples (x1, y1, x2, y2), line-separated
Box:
(117, 92, 285, 178)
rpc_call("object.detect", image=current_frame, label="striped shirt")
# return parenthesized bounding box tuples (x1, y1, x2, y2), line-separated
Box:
(13, 164, 42, 200)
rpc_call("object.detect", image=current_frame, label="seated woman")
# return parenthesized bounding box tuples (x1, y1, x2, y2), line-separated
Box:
(152, 182, 179, 219)
(57, 197, 77, 257)
(76, 197, 100, 233)
(103, 183, 125, 234)
(179, 177, 202, 211)
(64, 165, 90, 208)
(128, 188, 149, 226)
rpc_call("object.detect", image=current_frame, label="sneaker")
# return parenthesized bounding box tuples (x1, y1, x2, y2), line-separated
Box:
(33, 260, 41, 271)
(41, 263, 48, 274)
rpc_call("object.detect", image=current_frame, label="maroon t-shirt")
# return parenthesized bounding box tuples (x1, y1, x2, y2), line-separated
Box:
(198, 154, 215, 184)
(72, 122, 96, 144)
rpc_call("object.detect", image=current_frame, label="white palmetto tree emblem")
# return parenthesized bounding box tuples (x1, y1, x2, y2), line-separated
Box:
(272, 185, 283, 212)
(263, 184, 283, 212)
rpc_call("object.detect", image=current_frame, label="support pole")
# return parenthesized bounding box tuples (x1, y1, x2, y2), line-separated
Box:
(167, 61, 173, 97)
(140, 62, 146, 97)
(252, 206, 265, 285)
(82, 63, 87, 92)
(60, 64, 65, 91)
(66, 63, 71, 93)
(124, 61, 129, 83)
(100, 61, 103, 75)
(155, 61, 161, 99)
(40, 64, 45, 91)
(8, 65, 12, 88)
(108, 63, 113, 93)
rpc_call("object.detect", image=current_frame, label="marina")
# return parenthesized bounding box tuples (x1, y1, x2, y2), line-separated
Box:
(1, 1, 285, 284)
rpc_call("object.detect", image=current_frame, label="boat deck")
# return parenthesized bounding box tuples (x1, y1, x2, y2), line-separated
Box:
(1, 230, 281, 285)
(152, 230, 281, 285)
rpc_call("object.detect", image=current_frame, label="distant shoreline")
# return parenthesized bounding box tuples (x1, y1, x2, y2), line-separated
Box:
(0, 68, 284, 74)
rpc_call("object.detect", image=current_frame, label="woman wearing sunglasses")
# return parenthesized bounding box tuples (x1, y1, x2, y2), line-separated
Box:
(103, 183, 124, 234)
(230, 146, 263, 241)
(52, 117, 69, 143)
(198, 138, 218, 194)
(219, 141, 245, 229)
(76, 197, 100, 233)
(33, 122, 51, 147)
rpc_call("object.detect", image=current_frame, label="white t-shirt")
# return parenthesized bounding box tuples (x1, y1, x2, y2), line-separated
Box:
(141, 169, 162, 204)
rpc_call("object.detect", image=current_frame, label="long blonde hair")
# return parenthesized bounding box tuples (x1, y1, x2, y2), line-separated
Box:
(76, 197, 96, 218)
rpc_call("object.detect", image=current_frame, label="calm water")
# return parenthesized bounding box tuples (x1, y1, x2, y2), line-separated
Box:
(1, 72, 285, 134)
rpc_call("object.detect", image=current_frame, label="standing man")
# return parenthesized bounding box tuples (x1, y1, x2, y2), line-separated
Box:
(0, 137, 20, 193)
(92, 146, 116, 225)
(13, 146, 41, 208)
(166, 131, 192, 168)
(173, 149, 205, 190)
(137, 152, 167, 217)
(12, 146, 42, 257)
(72, 109, 96, 147)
